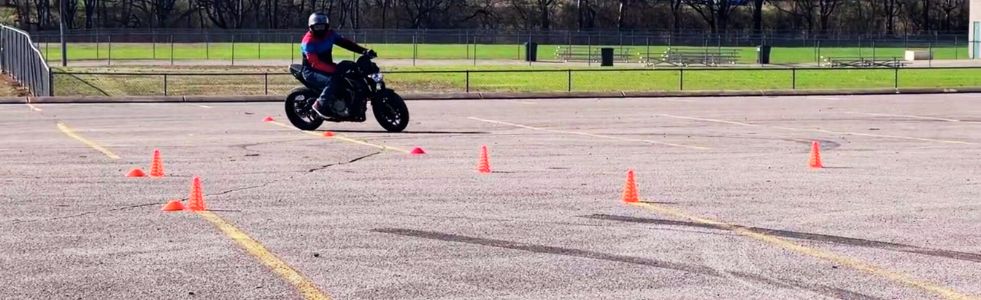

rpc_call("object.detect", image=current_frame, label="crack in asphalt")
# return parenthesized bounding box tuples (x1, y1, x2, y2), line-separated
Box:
(306, 151, 380, 173)
(206, 150, 383, 198)
(6, 151, 382, 224)
(8, 202, 160, 224)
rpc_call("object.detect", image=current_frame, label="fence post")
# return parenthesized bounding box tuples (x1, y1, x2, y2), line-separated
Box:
(170, 35, 175, 66)
(290, 34, 295, 64)
(646, 37, 650, 65)
(465, 70, 470, 93)
(107, 35, 112, 66)
(929, 42, 933, 68)
(48, 71, 54, 96)
(954, 36, 958, 60)
(567, 69, 572, 92)
(858, 37, 862, 58)
(587, 35, 591, 66)
(206, 32, 210, 60)
(894, 64, 899, 89)
(472, 36, 477, 66)
(412, 34, 416, 66)
(679, 69, 684, 90)
(152, 32, 157, 59)
(163, 74, 168, 96)
(258, 32, 262, 60)
(792, 68, 796, 90)
(231, 34, 236, 66)
(264, 73, 269, 95)
(872, 40, 876, 61)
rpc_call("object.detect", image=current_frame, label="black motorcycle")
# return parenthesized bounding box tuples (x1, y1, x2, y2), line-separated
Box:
(285, 55, 409, 132)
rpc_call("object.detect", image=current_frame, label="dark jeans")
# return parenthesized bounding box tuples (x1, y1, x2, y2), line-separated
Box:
(301, 68, 335, 104)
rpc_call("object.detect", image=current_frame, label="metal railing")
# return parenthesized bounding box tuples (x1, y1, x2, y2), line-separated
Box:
(50, 66, 981, 97)
(1, 25, 51, 96)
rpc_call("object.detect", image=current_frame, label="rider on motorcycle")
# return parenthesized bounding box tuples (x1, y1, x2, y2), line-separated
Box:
(301, 12, 376, 118)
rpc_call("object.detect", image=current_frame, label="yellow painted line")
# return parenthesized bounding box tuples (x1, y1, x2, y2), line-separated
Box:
(56, 122, 120, 159)
(469, 116, 710, 150)
(265, 120, 410, 153)
(26, 103, 42, 112)
(843, 111, 962, 122)
(198, 211, 331, 300)
(630, 202, 977, 300)
(655, 113, 977, 146)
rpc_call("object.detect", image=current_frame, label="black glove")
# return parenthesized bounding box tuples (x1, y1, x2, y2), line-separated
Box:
(364, 49, 378, 59)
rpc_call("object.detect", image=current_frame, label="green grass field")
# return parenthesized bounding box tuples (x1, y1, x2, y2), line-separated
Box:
(38, 42, 970, 65)
(52, 65, 981, 97)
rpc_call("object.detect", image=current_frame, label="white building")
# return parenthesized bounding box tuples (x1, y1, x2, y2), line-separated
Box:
(972, 0, 980, 59)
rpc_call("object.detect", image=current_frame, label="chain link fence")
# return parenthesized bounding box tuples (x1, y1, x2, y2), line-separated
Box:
(1, 25, 51, 96)
(28, 29, 975, 66)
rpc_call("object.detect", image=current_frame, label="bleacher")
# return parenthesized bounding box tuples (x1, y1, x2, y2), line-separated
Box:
(554, 46, 633, 63)
(643, 48, 741, 67)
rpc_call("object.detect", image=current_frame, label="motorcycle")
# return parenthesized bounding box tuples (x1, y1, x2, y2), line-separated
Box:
(285, 54, 409, 132)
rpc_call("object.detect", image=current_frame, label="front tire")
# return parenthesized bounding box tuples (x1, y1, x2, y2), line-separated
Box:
(285, 87, 324, 131)
(372, 89, 409, 132)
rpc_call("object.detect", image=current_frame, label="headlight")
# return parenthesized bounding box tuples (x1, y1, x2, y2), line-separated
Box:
(370, 73, 384, 82)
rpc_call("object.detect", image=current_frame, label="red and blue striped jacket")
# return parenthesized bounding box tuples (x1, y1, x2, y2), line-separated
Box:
(301, 30, 366, 74)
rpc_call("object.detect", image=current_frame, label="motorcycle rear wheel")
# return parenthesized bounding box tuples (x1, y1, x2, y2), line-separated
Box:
(285, 87, 324, 131)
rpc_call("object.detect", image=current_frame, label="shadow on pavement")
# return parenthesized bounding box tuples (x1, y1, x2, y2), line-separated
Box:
(372, 228, 882, 299)
(583, 214, 981, 263)
(320, 129, 489, 135)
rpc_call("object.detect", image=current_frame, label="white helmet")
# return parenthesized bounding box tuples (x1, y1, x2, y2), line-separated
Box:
(308, 13, 329, 28)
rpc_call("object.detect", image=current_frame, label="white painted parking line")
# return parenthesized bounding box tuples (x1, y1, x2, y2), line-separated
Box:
(655, 113, 977, 146)
(843, 111, 961, 122)
(470, 116, 711, 150)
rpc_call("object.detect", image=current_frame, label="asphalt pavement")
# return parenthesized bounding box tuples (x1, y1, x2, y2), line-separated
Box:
(1, 95, 979, 299)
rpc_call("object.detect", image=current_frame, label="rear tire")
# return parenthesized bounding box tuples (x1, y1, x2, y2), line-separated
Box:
(372, 89, 409, 132)
(285, 87, 324, 131)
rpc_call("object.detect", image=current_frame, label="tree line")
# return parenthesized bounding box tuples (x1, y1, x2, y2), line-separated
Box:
(6, 0, 971, 35)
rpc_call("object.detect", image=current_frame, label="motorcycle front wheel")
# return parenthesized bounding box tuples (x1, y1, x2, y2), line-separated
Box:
(285, 87, 324, 131)
(371, 89, 409, 132)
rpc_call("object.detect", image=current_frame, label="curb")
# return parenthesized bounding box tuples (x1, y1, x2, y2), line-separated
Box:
(5, 88, 980, 104)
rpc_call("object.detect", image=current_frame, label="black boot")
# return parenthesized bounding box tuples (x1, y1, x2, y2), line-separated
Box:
(329, 98, 350, 118)
(312, 98, 332, 118)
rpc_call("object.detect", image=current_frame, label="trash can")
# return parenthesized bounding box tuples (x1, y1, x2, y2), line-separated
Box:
(524, 42, 538, 62)
(601, 48, 614, 66)
(757, 45, 772, 64)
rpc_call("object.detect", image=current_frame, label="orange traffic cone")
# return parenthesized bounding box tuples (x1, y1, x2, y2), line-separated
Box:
(410, 147, 426, 155)
(808, 141, 824, 169)
(161, 199, 185, 212)
(149, 149, 165, 177)
(322, 131, 335, 137)
(126, 168, 146, 178)
(263, 116, 274, 122)
(477, 145, 491, 173)
(622, 169, 639, 203)
(187, 176, 206, 211)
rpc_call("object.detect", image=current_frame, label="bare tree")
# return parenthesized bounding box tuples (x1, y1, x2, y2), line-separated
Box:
(752, 0, 764, 34)
(684, 0, 740, 33)
(938, 0, 962, 31)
